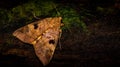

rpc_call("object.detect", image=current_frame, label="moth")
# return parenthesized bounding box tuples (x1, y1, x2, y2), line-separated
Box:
(13, 17, 62, 65)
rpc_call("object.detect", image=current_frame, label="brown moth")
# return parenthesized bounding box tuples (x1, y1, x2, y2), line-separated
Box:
(13, 17, 62, 65)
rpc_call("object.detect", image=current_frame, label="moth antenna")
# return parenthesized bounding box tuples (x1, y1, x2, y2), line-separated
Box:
(52, 4, 61, 16)
(32, 12, 40, 19)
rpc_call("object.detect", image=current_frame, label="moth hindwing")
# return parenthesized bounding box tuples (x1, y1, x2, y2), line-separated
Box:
(13, 17, 62, 65)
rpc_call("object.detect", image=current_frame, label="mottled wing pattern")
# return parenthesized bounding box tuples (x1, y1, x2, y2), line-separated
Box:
(13, 17, 62, 65)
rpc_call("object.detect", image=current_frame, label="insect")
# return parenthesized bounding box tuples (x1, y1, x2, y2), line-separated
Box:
(13, 17, 62, 65)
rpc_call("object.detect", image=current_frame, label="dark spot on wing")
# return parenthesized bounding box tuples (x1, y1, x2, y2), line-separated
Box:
(49, 40, 55, 44)
(34, 23, 38, 29)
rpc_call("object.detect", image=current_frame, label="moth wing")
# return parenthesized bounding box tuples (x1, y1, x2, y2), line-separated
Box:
(33, 17, 62, 65)
(13, 17, 62, 65)
(13, 18, 54, 44)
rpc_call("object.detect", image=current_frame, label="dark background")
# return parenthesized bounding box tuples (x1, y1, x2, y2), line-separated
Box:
(0, 0, 120, 67)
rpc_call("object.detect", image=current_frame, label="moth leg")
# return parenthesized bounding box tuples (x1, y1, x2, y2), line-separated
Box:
(58, 29, 62, 50)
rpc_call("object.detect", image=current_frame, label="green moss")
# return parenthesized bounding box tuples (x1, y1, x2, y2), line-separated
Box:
(97, 6, 115, 15)
(0, 1, 89, 33)
(56, 6, 88, 32)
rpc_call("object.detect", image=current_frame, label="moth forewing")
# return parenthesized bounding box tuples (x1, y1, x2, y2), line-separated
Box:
(33, 17, 62, 65)
(13, 17, 62, 65)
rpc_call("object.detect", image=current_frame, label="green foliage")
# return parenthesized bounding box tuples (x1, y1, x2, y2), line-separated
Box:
(0, 1, 88, 33)
(57, 6, 88, 32)
(11, 2, 42, 22)
(0, 9, 13, 30)
(0, 9, 8, 27)
(5, 34, 15, 45)
(96, 6, 115, 15)
(59, 6, 79, 29)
